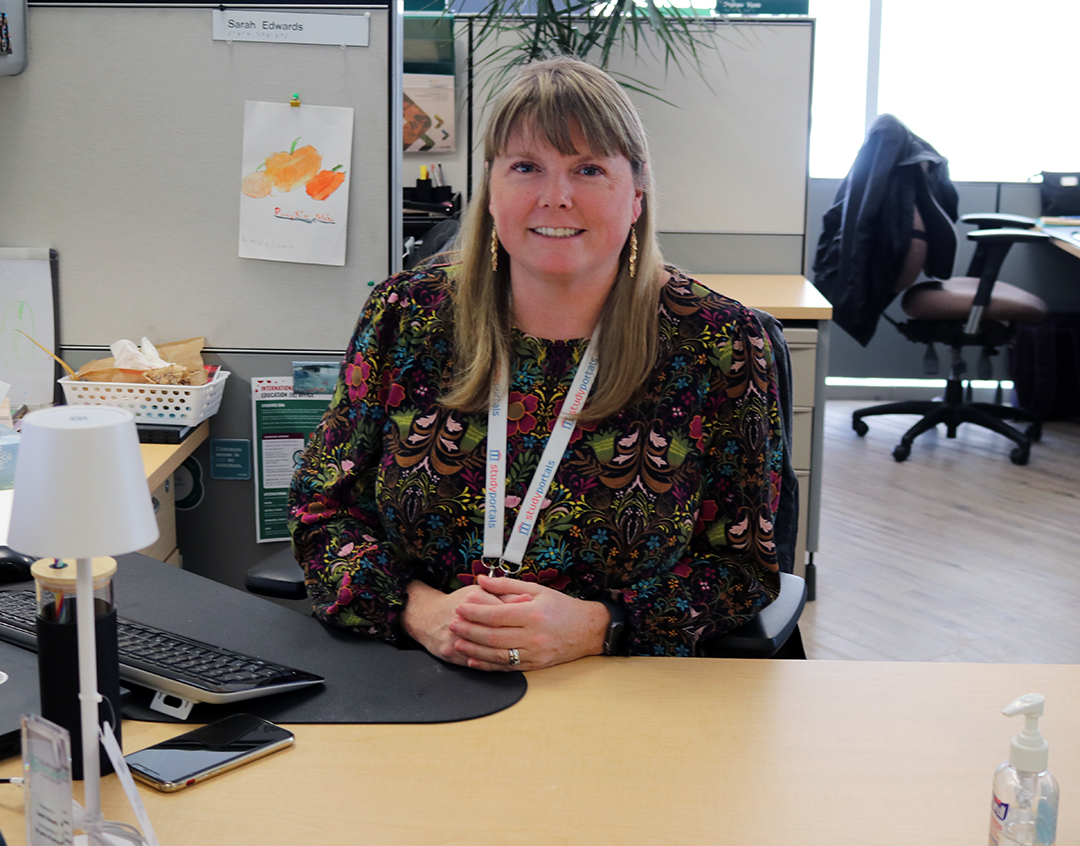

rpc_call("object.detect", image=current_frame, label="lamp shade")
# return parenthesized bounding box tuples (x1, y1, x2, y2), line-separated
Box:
(8, 406, 159, 559)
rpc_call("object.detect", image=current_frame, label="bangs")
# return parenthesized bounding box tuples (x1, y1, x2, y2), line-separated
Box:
(484, 62, 644, 165)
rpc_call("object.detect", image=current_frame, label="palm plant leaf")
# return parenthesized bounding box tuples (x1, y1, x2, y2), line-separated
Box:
(467, 1, 730, 106)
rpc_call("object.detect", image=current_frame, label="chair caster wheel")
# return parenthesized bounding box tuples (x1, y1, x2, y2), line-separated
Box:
(892, 443, 910, 462)
(853, 418, 869, 437)
(1010, 446, 1030, 466)
(1024, 422, 1042, 443)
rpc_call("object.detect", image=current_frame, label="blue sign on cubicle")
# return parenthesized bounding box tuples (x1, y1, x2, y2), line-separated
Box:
(717, 0, 808, 13)
(210, 439, 253, 481)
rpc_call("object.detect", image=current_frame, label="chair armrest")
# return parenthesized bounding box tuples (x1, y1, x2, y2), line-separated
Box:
(697, 572, 807, 659)
(245, 547, 308, 600)
(961, 213, 1039, 230)
(962, 229, 1049, 334)
(967, 228, 1049, 245)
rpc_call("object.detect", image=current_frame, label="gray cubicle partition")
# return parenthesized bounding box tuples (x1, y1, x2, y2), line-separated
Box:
(0, 3, 400, 351)
(463, 18, 814, 275)
(806, 179, 1080, 390)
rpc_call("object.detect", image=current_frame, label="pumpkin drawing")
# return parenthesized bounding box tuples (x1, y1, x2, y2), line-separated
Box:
(264, 138, 322, 193)
(306, 166, 346, 201)
(241, 170, 273, 198)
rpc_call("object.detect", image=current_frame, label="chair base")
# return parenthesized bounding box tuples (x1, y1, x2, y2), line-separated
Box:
(852, 380, 1041, 465)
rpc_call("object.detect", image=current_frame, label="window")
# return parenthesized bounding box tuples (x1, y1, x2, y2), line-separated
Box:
(810, 0, 1080, 182)
(807, 1, 869, 179)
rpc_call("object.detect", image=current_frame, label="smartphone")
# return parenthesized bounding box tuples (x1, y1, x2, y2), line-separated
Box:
(123, 713, 294, 792)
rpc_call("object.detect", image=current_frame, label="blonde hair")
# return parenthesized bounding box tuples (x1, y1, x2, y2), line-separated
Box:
(441, 56, 665, 423)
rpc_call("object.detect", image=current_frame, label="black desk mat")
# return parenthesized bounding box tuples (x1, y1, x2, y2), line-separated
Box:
(113, 555, 526, 725)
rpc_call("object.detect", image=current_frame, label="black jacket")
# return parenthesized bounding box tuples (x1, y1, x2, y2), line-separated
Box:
(812, 114, 959, 346)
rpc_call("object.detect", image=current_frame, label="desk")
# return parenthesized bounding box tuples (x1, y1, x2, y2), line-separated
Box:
(694, 275, 832, 590)
(694, 274, 834, 322)
(1, 658, 1076, 845)
(137, 422, 208, 565)
(1039, 221, 1080, 261)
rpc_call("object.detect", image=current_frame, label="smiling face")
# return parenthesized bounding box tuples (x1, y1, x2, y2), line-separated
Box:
(488, 122, 643, 294)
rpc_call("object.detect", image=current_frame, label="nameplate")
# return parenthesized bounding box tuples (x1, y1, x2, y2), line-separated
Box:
(212, 10, 371, 48)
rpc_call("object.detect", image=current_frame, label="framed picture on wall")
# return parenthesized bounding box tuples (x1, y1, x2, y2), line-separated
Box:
(403, 74, 455, 154)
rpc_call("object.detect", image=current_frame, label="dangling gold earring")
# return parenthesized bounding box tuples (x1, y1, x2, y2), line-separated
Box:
(490, 225, 499, 272)
(628, 227, 638, 279)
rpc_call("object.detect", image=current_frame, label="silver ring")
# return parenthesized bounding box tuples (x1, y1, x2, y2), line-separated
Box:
(507, 648, 520, 666)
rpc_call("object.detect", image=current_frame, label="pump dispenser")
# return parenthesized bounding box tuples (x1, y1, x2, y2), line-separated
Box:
(989, 694, 1059, 846)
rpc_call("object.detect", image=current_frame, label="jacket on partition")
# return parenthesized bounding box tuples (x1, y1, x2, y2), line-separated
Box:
(812, 113, 959, 347)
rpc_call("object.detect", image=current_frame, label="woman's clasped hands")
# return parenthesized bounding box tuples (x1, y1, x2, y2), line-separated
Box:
(402, 576, 609, 672)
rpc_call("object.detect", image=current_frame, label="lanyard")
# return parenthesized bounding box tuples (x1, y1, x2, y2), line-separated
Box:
(483, 335, 599, 576)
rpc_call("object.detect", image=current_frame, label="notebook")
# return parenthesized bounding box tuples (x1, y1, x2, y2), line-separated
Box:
(0, 639, 41, 760)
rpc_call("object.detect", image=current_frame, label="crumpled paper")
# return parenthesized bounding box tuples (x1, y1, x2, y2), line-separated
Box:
(111, 338, 170, 371)
(76, 337, 208, 385)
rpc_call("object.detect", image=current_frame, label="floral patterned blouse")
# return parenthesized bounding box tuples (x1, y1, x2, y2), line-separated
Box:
(288, 265, 782, 657)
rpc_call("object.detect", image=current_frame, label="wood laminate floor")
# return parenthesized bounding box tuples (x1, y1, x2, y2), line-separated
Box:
(800, 400, 1080, 663)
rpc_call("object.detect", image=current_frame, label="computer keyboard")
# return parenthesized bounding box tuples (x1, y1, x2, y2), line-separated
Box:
(0, 589, 323, 705)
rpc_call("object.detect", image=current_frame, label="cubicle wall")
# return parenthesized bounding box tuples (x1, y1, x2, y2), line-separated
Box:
(806, 179, 1080, 392)
(464, 18, 814, 276)
(0, 3, 399, 352)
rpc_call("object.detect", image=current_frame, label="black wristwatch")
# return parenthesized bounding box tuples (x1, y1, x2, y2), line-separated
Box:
(596, 597, 628, 656)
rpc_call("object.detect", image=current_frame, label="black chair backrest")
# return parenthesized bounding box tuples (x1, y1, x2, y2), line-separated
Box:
(812, 113, 959, 346)
(749, 308, 798, 575)
(893, 163, 959, 295)
(407, 218, 460, 269)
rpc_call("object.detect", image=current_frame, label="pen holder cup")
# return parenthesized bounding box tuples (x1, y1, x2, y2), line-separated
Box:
(32, 557, 122, 780)
(431, 185, 453, 204)
(413, 178, 433, 203)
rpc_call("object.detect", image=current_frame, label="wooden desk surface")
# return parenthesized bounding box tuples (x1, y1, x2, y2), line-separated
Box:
(1040, 222, 1080, 261)
(140, 421, 208, 491)
(2, 659, 1075, 845)
(694, 274, 834, 320)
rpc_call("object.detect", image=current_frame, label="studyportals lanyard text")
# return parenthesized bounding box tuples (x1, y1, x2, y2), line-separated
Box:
(483, 335, 599, 577)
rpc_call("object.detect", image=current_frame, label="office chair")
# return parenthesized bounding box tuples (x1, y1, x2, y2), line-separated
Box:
(698, 306, 806, 658)
(247, 305, 807, 659)
(404, 218, 460, 270)
(853, 210, 1049, 464)
(814, 114, 1050, 465)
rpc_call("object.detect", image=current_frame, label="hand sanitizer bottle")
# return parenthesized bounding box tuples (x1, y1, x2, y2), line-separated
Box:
(989, 694, 1059, 846)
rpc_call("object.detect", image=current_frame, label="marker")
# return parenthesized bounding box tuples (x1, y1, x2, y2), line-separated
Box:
(420, 165, 428, 181)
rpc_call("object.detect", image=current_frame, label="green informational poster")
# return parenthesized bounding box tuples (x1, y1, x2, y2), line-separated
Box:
(252, 377, 331, 542)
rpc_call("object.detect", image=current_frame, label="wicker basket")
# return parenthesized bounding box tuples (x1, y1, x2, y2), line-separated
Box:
(59, 370, 230, 425)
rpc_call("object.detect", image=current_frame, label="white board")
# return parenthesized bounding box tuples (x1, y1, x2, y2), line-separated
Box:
(0, 248, 58, 407)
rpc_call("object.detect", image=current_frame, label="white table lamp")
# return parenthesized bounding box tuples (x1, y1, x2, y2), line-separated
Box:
(9, 406, 158, 557)
(8, 406, 159, 844)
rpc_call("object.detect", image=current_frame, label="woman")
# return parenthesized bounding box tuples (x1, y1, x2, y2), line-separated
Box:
(289, 57, 782, 671)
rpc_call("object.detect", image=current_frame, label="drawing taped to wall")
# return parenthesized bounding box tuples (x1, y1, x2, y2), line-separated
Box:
(239, 101, 355, 266)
